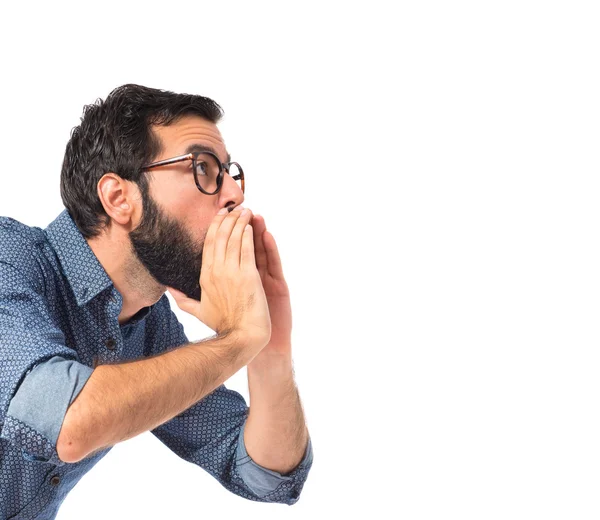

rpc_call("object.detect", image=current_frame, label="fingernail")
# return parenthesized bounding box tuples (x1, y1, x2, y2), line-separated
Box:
(218, 208, 228, 215)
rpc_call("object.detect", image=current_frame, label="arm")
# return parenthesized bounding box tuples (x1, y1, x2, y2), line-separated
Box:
(237, 213, 313, 481)
(244, 351, 311, 475)
(58, 331, 252, 463)
(0, 259, 93, 467)
(60, 208, 270, 463)
(146, 298, 311, 506)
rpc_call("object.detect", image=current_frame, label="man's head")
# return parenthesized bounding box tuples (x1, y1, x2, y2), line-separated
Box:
(61, 84, 245, 301)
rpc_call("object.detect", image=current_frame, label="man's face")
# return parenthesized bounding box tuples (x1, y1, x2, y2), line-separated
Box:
(128, 115, 244, 301)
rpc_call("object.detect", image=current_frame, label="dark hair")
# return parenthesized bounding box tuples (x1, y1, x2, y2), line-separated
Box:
(60, 83, 224, 239)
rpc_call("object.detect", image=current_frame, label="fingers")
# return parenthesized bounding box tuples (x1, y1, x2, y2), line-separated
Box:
(202, 207, 236, 271)
(241, 221, 255, 269)
(252, 215, 268, 272)
(213, 207, 254, 267)
(225, 208, 254, 268)
(263, 229, 284, 278)
(251, 215, 283, 278)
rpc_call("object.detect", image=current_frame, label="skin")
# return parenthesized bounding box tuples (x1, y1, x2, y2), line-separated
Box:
(87, 114, 246, 326)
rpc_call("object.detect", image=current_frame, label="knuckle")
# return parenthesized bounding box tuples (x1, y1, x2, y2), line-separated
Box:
(210, 265, 222, 279)
(226, 237, 241, 253)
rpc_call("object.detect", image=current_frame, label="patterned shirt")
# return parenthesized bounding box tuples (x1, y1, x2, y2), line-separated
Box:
(0, 209, 313, 519)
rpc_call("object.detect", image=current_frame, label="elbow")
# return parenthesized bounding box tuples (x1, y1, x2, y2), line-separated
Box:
(56, 407, 89, 463)
(56, 422, 85, 463)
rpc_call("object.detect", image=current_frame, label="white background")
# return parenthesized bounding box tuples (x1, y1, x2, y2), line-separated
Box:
(0, 1, 598, 518)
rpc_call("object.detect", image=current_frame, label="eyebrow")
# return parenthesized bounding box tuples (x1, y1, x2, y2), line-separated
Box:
(184, 143, 231, 164)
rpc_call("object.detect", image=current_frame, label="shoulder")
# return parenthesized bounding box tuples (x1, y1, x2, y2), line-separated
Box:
(0, 216, 46, 285)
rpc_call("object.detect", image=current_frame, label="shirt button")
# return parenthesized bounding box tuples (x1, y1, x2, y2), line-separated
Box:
(50, 475, 60, 486)
(105, 338, 116, 350)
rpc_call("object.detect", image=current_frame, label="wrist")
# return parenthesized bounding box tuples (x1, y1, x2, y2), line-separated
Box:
(219, 330, 270, 363)
(248, 348, 293, 374)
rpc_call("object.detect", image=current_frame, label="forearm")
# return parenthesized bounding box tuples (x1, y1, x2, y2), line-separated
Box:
(244, 352, 309, 475)
(57, 332, 249, 463)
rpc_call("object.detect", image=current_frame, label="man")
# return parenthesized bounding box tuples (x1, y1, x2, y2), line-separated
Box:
(0, 84, 313, 519)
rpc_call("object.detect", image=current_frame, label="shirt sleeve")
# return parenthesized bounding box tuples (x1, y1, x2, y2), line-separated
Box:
(235, 417, 313, 500)
(150, 295, 314, 505)
(0, 260, 93, 466)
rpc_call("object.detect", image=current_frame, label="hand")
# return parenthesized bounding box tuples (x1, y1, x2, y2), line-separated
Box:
(167, 207, 272, 356)
(249, 214, 293, 360)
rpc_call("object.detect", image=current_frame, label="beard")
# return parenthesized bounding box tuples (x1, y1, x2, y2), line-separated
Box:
(129, 191, 204, 301)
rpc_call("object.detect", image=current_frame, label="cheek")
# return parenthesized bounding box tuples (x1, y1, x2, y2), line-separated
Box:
(183, 211, 213, 244)
(158, 180, 197, 220)
(154, 176, 215, 239)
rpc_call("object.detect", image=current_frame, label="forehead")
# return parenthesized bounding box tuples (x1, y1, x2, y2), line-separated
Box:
(151, 114, 229, 163)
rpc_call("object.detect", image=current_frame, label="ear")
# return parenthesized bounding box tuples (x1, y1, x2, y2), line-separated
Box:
(97, 173, 138, 227)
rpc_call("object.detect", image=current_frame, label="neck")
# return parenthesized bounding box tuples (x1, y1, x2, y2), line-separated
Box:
(86, 232, 163, 325)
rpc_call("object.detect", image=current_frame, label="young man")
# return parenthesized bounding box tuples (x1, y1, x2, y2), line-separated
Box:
(0, 84, 313, 519)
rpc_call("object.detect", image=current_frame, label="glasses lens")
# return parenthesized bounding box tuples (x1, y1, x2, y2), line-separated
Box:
(194, 153, 221, 194)
(228, 163, 244, 193)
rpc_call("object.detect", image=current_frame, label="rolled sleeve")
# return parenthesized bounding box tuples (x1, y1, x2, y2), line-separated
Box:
(235, 418, 314, 500)
(5, 356, 94, 464)
(0, 260, 91, 466)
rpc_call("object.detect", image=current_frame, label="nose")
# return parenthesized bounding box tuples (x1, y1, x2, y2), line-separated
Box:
(218, 170, 244, 206)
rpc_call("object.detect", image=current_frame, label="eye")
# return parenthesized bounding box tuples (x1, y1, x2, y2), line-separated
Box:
(196, 161, 209, 176)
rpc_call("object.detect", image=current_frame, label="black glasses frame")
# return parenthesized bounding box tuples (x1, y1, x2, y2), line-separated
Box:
(140, 150, 245, 195)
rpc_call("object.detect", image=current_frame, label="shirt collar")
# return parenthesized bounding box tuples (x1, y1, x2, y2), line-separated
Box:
(44, 209, 114, 307)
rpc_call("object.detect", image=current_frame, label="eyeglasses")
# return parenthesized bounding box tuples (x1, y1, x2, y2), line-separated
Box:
(140, 150, 245, 195)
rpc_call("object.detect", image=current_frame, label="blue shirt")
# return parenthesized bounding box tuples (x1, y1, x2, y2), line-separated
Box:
(0, 209, 313, 519)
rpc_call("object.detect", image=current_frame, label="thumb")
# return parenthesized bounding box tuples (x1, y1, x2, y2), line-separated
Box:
(166, 286, 203, 320)
(166, 286, 190, 308)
